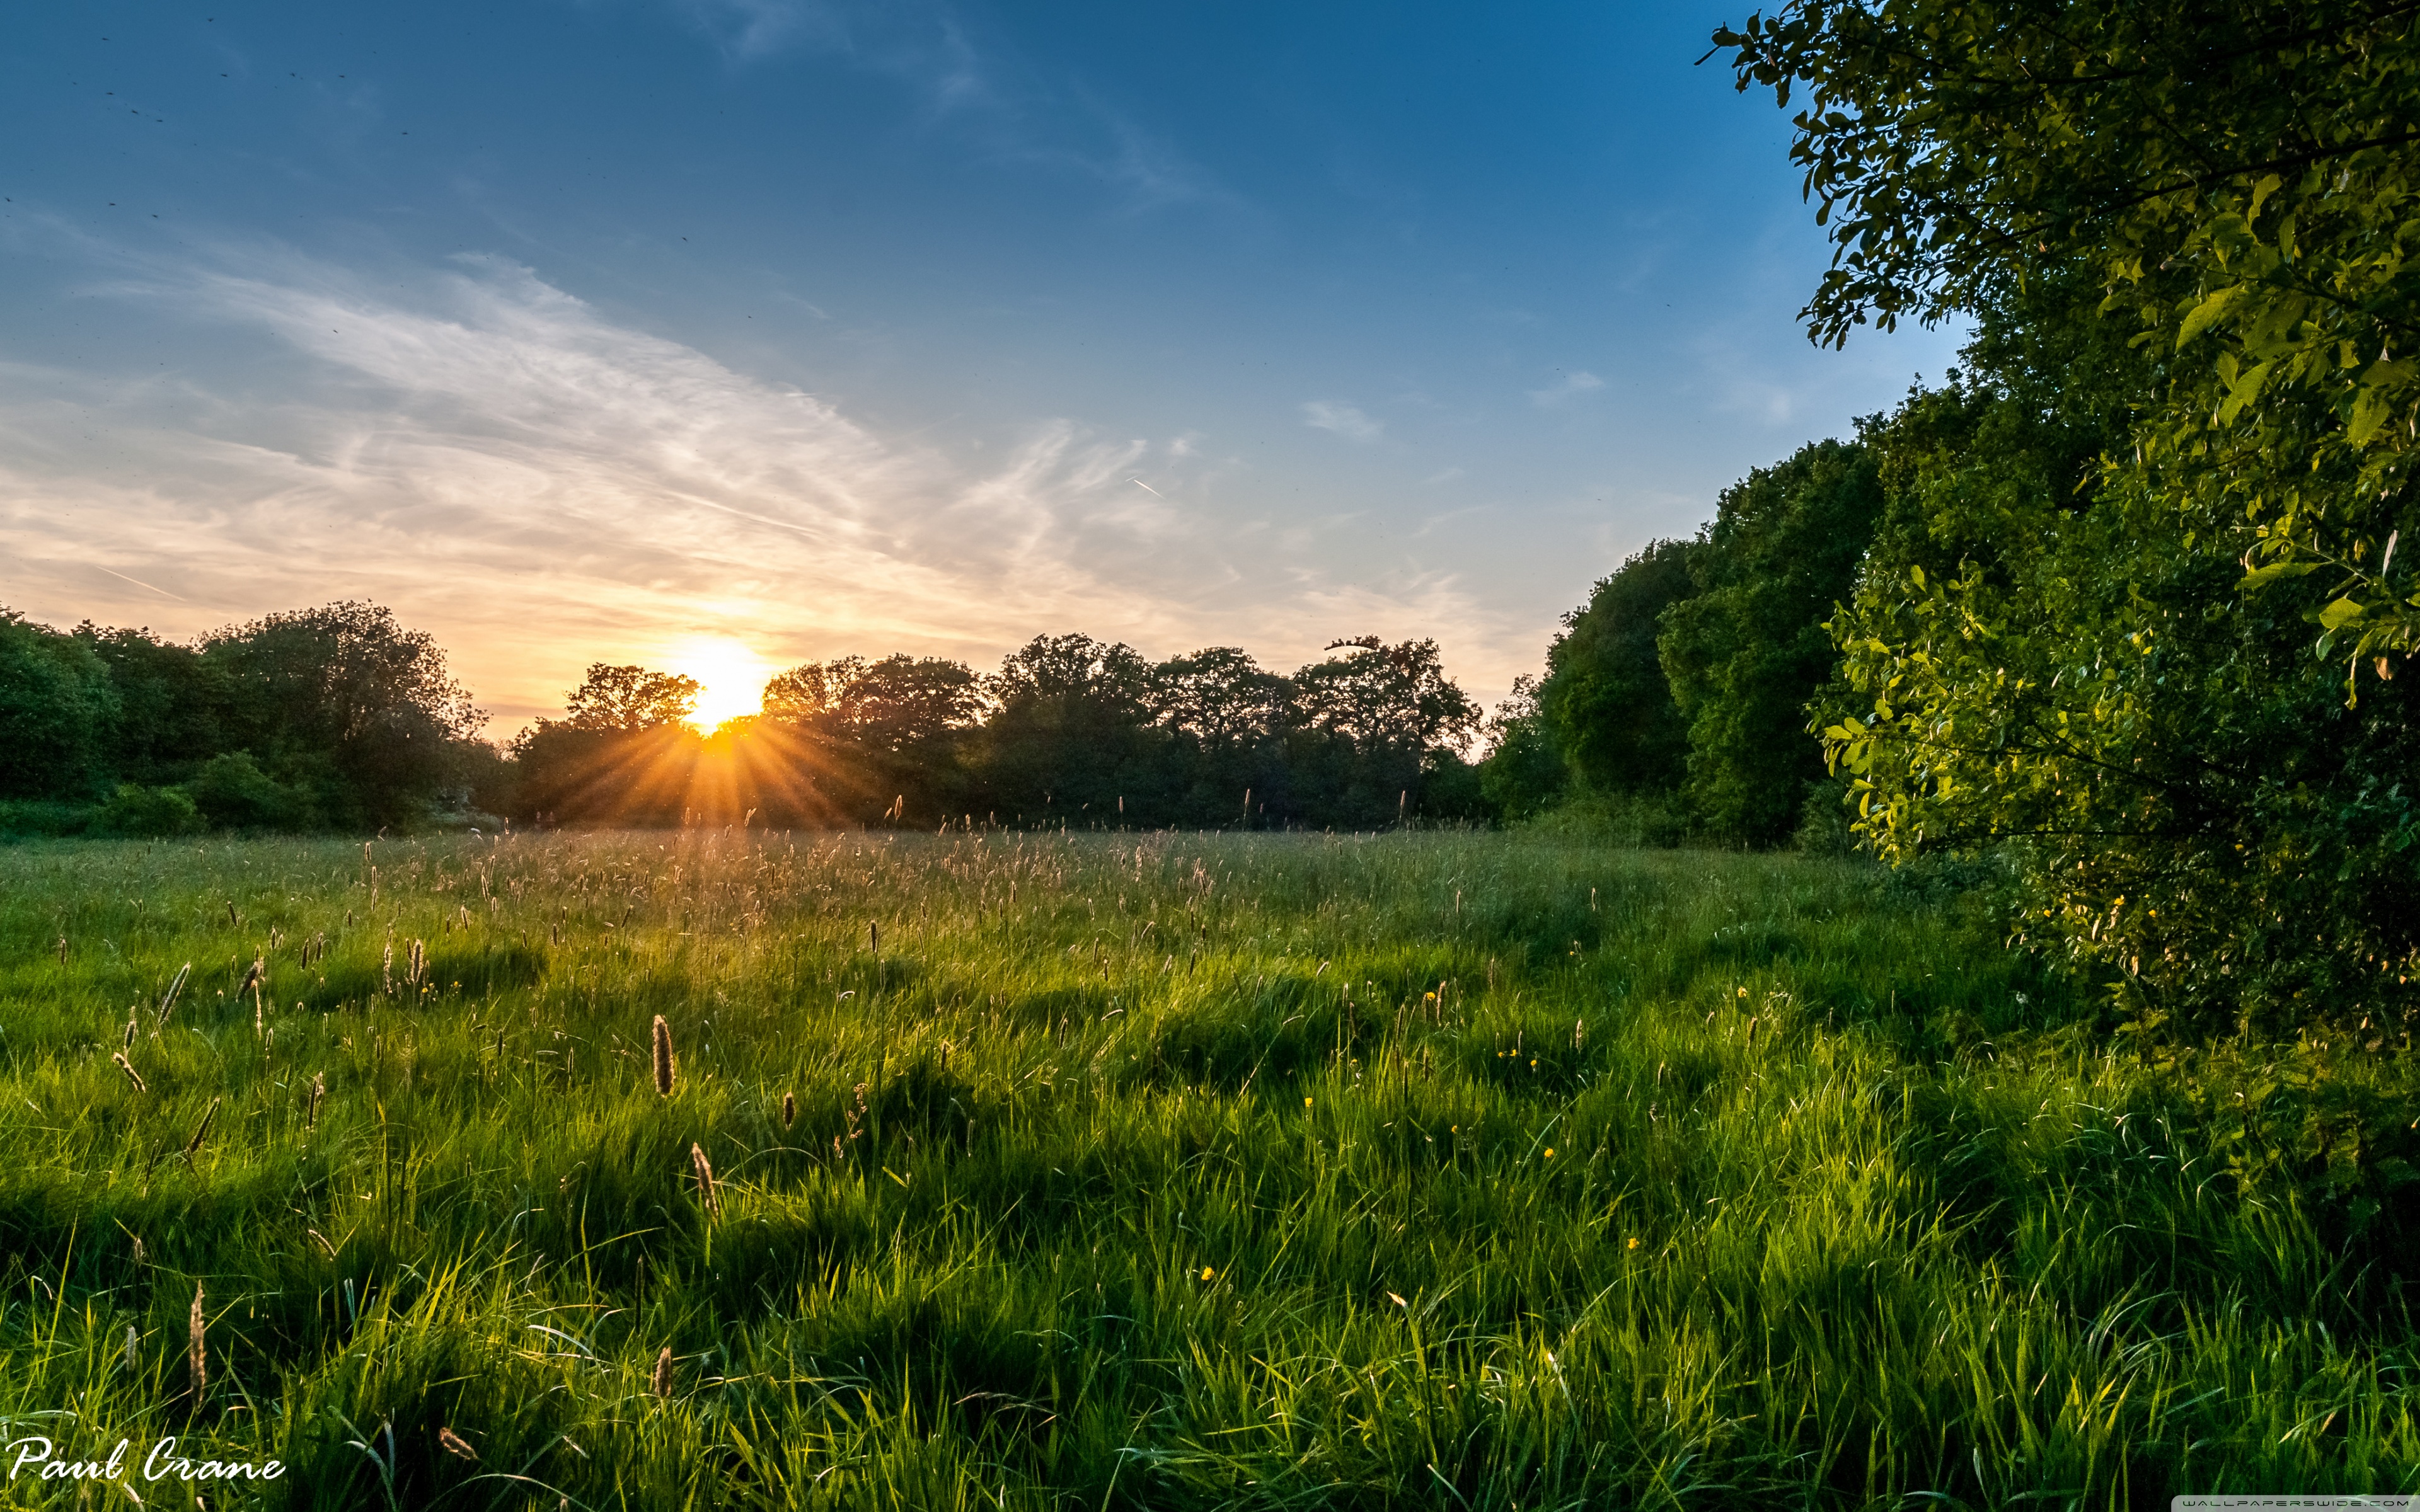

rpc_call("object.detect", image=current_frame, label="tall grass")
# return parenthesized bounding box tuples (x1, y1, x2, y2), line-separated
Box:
(0, 829, 2411, 1508)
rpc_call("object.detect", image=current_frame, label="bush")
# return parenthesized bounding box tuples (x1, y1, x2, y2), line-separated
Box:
(0, 801, 91, 839)
(88, 783, 203, 837)
(189, 752, 306, 830)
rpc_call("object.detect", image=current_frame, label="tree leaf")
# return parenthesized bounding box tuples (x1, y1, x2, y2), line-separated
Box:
(2176, 285, 2243, 350)
(2319, 597, 2367, 633)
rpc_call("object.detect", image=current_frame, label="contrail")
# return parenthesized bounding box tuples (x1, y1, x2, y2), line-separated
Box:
(1129, 478, 1165, 498)
(92, 563, 186, 601)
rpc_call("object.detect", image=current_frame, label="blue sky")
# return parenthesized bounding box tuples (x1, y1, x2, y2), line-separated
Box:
(0, 0, 1960, 729)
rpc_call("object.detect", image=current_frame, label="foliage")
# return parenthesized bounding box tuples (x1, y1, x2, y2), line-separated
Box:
(190, 751, 310, 830)
(74, 620, 229, 787)
(1715, 0, 2419, 672)
(1, 831, 2412, 1506)
(0, 610, 118, 800)
(1475, 676, 1568, 820)
(1714, 2, 2420, 1029)
(1533, 538, 1698, 798)
(1660, 438, 1884, 844)
(505, 633, 1489, 833)
(560, 663, 701, 732)
(85, 782, 204, 837)
(0, 603, 488, 832)
(202, 602, 488, 828)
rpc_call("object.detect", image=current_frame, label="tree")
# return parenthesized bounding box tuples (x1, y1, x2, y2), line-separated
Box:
(1146, 647, 1297, 825)
(1477, 675, 1569, 820)
(1714, 0, 2420, 682)
(976, 634, 1164, 823)
(203, 602, 485, 827)
(1287, 638, 1480, 827)
(74, 623, 227, 788)
(562, 664, 701, 732)
(0, 610, 117, 800)
(509, 663, 702, 827)
(1535, 539, 1700, 797)
(1717, 1, 2420, 1028)
(1659, 440, 1883, 844)
(756, 654, 984, 824)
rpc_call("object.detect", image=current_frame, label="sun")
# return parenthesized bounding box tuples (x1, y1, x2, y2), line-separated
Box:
(667, 637, 777, 730)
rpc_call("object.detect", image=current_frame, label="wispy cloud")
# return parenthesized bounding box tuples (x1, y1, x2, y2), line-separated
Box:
(1527, 369, 1605, 408)
(670, 0, 1235, 219)
(1301, 400, 1383, 443)
(0, 245, 1514, 726)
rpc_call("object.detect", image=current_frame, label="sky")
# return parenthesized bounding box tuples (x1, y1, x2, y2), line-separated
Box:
(0, 0, 1962, 733)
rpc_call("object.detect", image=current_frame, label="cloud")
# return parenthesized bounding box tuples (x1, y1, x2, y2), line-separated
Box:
(0, 245, 1517, 728)
(1301, 400, 1383, 443)
(1527, 369, 1605, 408)
(668, 1, 1236, 219)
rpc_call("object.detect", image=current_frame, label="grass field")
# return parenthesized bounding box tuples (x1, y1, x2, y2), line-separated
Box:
(0, 828, 2414, 1509)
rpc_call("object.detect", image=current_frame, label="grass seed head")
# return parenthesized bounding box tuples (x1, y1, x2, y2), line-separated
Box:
(187, 1283, 207, 1400)
(780, 1091, 797, 1128)
(652, 1346, 675, 1399)
(158, 962, 190, 1024)
(437, 1426, 478, 1461)
(689, 1141, 720, 1217)
(112, 1051, 147, 1094)
(653, 1015, 676, 1096)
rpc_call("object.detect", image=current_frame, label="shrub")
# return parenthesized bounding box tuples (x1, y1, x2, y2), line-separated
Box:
(88, 783, 204, 837)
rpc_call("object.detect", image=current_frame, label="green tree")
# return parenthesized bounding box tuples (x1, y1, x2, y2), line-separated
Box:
(511, 663, 701, 827)
(1714, 0, 2420, 679)
(1535, 539, 1700, 797)
(1719, 1, 2420, 1029)
(1659, 440, 1883, 844)
(203, 602, 485, 827)
(1287, 638, 1480, 828)
(759, 655, 984, 824)
(73, 622, 227, 788)
(978, 634, 1165, 825)
(0, 610, 117, 800)
(1476, 675, 1569, 821)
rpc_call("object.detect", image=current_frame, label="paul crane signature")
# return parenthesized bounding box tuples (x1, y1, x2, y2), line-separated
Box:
(7, 1436, 285, 1486)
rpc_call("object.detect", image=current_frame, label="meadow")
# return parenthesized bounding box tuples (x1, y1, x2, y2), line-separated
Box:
(0, 828, 2413, 1509)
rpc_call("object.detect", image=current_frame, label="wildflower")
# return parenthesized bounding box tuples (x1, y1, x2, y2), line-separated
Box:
(1627, 1237, 1641, 1251)
(1543, 1148, 1555, 1159)
(1201, 1266, 1214, 1281)
(1737, 985, 1749, 998)
(1304, 1096, 1313, 1108)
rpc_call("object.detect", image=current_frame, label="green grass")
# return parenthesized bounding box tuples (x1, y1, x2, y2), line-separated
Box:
(0, 829, 2413, 1508)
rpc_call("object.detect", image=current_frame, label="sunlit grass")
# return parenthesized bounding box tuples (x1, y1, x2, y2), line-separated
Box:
(0, 829, 2411, 1508)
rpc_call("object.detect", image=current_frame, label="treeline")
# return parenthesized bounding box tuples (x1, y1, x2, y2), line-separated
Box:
(0, 602, 491, 835)
(514, 633, 1484, 830)
(0, 610, 1489, 834)
(1477, 438, 1884, 850)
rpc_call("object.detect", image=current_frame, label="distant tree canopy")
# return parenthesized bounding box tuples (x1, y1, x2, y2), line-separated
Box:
(500, 631, 1484, 831)
(0, 601, 488, 833)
